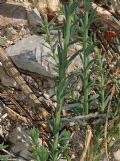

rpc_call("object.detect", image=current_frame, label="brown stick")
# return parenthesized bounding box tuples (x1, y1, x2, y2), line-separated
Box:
(0, 47, 49, 119)
(79, 126, 93, 161)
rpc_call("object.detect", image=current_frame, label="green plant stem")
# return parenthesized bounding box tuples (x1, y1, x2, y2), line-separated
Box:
(95, 47, 105, 112)
(83, 3, 89, 115)
(52, 101, 62, 161)
(100, 68, 105, 112)
(52, 1, 72, 160)
(63, 13, 71, 60)
(98, 51, 105, 112)
(44, 19, 57, 62)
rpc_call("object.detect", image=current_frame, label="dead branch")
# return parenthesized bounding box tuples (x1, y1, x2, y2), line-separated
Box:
(62, 112, 101, 121)
(79, 125, 93, 161)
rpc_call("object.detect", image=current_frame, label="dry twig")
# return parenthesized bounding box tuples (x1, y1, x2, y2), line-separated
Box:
(79, 125, 93, 161)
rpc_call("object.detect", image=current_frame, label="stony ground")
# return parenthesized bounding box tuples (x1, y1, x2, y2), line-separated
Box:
(0, 0, 120, 161)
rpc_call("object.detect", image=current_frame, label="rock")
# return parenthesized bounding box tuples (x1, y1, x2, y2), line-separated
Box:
(0, 1, 27, 26)
(20, 148, 32, 160)
(11, 142, 32, 160)
(8, 125, 30, 144)
(11, 142, 28, 154)
(6, 35, 56, 79)
(48, 88, 55, 98)
(27, 8, 44, 33)
(17, 157, 29, 161)
(27, 8, 42, 28)
(0, 65, 18, 88)
(8, 124, 43, 160)
(33, 0, 60, 15)
(8, 125, 33, 160)
(29, 1, 64, 26)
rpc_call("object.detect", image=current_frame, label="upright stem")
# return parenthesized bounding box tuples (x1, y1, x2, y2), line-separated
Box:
(100, 62, 105, 112)
(83, 2, 89, 115)
(95, 47, 105, 112)
(52, 1, 72, 160)
(44, 19, 57, 63)
(52, 101, 62, 161)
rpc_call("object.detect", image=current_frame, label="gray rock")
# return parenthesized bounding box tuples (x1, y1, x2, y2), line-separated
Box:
(27, 8, 42, 28)
(0, 66, 18, 88)
(20, 148, 32, 160)
(6, 35, 47, 57)
(11, 142, 32, 160)
(6, 35, 56, 79)
(9, 125, 32, 160)
(0, 1, 27, 26)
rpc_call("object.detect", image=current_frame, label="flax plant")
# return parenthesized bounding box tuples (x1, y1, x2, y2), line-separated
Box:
(40, 0, 77, 160)
(79, 0, 95, 115)
(30, 128, 48, 161)
(52, 1, 74, 160)
(95, 47, 106, 112)
(0, 144, 8, 161)
(82, 1, 89, 115)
